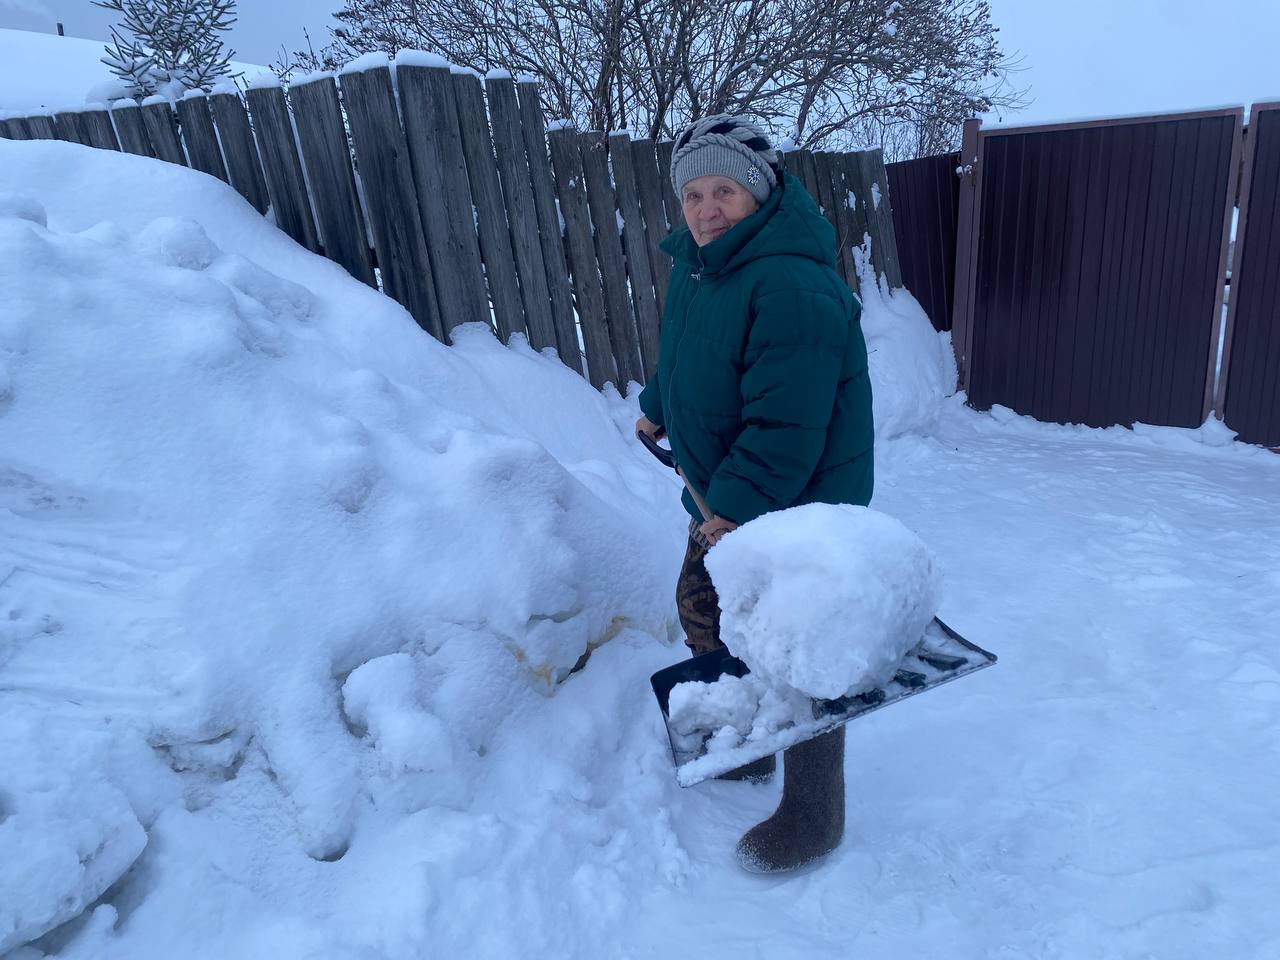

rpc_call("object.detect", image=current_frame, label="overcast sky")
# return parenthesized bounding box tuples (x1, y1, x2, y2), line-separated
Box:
(2, 0, 1277, 124)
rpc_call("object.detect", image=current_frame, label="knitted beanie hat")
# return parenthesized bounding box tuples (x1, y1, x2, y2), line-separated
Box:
(669, 113, 780, 206)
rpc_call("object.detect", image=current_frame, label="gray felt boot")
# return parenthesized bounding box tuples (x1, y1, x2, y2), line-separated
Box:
(735, 727, 845, 872)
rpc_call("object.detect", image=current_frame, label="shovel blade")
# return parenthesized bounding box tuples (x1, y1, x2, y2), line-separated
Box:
(650, 618, 996, 787)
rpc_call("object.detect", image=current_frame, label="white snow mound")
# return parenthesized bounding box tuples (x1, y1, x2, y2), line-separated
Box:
(704, 503, 942, 700)
(857, 254, 956, 442)
(0, 139, 686, 953)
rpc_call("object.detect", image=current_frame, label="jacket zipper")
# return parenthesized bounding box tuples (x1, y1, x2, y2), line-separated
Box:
(666, 250, 705, 465)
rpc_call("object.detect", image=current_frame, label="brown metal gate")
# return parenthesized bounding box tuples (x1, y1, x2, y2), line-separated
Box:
(952, 109, 1242, 428)
(1218, 102, 1280, 448)
(886, 151, 961, 332)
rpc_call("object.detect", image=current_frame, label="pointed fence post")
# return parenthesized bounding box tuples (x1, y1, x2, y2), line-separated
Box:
(397, 64, 491, 337)
(548, 126, 616, 388)
(516, 81, 581, 372)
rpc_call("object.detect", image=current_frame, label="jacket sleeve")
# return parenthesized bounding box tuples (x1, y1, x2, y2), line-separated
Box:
(704, 289, 849, 525)
(637, 375, 665, 428)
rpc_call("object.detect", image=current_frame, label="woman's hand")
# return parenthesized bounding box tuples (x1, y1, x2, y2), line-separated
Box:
(635, 415, 666, 441)
(699, 516, 738, 545)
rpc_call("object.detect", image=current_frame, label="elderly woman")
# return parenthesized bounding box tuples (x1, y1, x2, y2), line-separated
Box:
(635, 115, 874, 873)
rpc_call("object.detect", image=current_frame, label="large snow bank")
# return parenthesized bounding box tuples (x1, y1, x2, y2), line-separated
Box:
(0, 138, 685, 952)
(704, 503, 942, 699)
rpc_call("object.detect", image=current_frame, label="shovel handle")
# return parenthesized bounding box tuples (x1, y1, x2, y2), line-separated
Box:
(637, 429, 677, 470)
(636, 430, 713, 524)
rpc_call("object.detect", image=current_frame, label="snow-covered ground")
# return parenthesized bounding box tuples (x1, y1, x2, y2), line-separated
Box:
(2, 138, 1279, 960)
(0, 28, 271, 113)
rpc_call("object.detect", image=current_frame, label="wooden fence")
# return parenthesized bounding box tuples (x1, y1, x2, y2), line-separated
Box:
(0, 71, 902, 395)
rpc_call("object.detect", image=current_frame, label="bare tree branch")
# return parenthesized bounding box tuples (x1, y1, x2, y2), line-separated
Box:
(277, 0, 1026, 159)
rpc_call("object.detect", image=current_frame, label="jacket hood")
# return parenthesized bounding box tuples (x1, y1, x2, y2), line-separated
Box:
(660, 171, 836, 277)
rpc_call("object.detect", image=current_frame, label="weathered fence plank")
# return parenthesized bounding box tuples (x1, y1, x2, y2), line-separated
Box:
(289, 75, 376, 288)
(852, 148, 904, 288)
(829, 153, 861, 286)
(486, 76, 558, 352)
(655, 139, 680, 233)
(804, 151, 825, 207)
(25, 115, 54, 139)
(175, 95, 228, 182)
(812, 152, 854, 285)
(793, 150, 821, 204)
(516, 81, 580, 371)
(809, 151, 838, 230)
(840, 152, 872, 292)
(208, 92, 269, 213)
(140, 100, 186, 165)
(2, 117, 33, 139)
(244, 84, 320, 252)
(78, 107, 120, 150)
(397, 65, 489, 335)
(609, 132, 661, 380)
(338, 64, 442, 338)
(53, 111, 89, 145)
(451, 73, 526, 342)
(779, 149, 800, 181)
(814, 152, 844, 284)
(548, 127, 615, 388)
(630, 138, 673, 314)
(109, 101, 153, 157)
(781, 148, 810, 197)
(580, 131, 640, 387)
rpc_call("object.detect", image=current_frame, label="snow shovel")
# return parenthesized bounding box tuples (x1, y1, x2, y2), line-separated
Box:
(638, 430, 998, 787)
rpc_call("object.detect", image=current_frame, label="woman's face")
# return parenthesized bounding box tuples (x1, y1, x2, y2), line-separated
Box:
(682, 175, 760, 247)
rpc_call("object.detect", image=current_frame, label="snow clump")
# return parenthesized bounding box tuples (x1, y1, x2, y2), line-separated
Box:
(705, 503, 942, 700)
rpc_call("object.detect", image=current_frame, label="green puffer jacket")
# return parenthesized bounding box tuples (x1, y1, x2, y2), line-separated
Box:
(638, 171, 874, 526)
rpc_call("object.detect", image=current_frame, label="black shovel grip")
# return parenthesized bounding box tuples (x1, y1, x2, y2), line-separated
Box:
(637, 430, 678, 471)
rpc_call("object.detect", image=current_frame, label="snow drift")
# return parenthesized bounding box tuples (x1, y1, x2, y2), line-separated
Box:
(0, 139, 684, 952)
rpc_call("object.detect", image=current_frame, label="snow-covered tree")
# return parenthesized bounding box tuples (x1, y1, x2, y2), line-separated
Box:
(95, 0, 240, 100)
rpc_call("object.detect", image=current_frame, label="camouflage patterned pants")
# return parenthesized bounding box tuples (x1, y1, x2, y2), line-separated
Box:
(676, 519, 724, 657)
